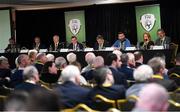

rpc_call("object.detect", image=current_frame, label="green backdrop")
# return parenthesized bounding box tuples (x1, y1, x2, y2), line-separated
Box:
(135, 4, 161, 42)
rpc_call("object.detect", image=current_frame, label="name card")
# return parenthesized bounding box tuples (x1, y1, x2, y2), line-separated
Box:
(152, 46, 164, 50)
(20, 49, 29, 53)
(84, 48, 94, 52)
(0, 49, 5, 53)
(125, 47, 136, 51)
(60, 49, 69, 52)
(105, 47, 114, 51)
(39, 49, 48, 53)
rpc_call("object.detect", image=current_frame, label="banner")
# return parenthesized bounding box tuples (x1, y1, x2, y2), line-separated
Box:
(135, 4, 161, 42)
(65, 10, 86, 44)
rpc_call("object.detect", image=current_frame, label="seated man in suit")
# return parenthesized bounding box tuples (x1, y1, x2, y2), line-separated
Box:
(5, 38, 20, 53)
(32, 36, 46, 50)
(112, 32, 131, 50)
(68, 36, 84, 51)
(15, 66, 43, 92)
(88, 66, 126, 100)
(155, 29, 171, 48)
(148, 57, 178, 92)
(54, 65, 90, 108)
(34, 53, 47, 74)
(10, 54, 30, 88)
(94, 35, 109, 50)
(49, 35, 63, 51)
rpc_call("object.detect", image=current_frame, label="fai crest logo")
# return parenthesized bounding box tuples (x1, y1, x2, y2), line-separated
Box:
(140, 14, 156, 32)
(68, 19, 81, 35)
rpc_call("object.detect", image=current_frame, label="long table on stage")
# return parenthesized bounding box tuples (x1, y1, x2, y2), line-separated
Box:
(0, 49, 173, 69)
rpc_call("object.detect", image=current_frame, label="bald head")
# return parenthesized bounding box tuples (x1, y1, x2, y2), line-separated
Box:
(136, 83, 169, 111)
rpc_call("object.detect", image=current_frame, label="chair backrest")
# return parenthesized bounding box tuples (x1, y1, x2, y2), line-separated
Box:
(169, 43, 179, 64)
(169, 73, 180, 78)
(38, 80, 52, 90)
(0, 95, 7, 111)
(93, 94, 116, 111)
(168, 99, 180, 111)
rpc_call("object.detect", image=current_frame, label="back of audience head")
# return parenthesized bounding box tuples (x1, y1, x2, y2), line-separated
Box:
(36, 52, 47, 64)
(66, 52, 76, 64)
(93, 67, 114, 86)
(133, 65, 153, 82)
(41, 61, 57, 74)
(106, 53, 121, 68)
(17, 54, 30, 68)
(0, 56, 9, 69)
(148, 57, 166, 75)
(4, 90, 29, 111)
(134, 51, 143, 62)
(127, 53, 135, 67)
(92, 56, 104, 68)
(112, 50, 122, 59)
(55, 56, 67, 69)
(59, 65, 81, 85)
(135, 83, 169, 111)
(23, 66, 39, 83)
(121, 53, 129, 65)
(46, 53, 55, 62)
(85, 52, 96, 65)
(28, 49, 38, 64)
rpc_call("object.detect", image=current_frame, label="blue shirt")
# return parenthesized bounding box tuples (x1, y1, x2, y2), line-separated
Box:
(112, 38, 131, 49)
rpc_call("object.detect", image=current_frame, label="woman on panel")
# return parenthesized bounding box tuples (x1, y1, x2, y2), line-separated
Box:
(140, 32, 154, 50)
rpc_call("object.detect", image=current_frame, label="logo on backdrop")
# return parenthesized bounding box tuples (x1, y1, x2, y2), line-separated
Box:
(140, 14, 156, 32)
(68, 19, 81, 35)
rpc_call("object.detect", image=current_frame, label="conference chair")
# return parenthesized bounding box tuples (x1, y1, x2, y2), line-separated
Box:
(38, 80, 52, 90)
(168, 99, 180, 111)
(0, 95, 7, 110)
(169, 73, 180, 86)
(93, 94, 116, 111)
(117, 95, 138, 111)
(62, 103, 97, 112)
(169, 43, 179, 64)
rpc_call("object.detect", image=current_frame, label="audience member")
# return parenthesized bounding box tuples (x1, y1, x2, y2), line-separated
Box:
(66, 52, 77, 64)
(10, 54, 30, 88)
(68, 36, 84, 50)
(118, 53, 134, 80)
(34, 53, 47, 74)
(81, 52, 96, 73)
(126, 65, 153, 98)
(55, 56, 67, 76)
(134, 51, 143, 68)
(112, 49, 122, 59)
(46, 53, 55, 62)
(40, 61, 59, 84)
(28, 49, 38, 65)
(55, 65, 90, 108)
(15, 66, 42, 92)
(106, 53, 128, 87)
(112, 32, 131, 50)
(148, 57, 178, 91)
(132, 83, 169, 112)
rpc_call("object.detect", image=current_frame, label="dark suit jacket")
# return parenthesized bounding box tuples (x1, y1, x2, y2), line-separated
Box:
(5, 44, 20, 53)
(15, 82, 42, 92)
(49, 42, 64, 51)
(40, 73, 60, 84)
(0, 69, 11, 87)
(135, 62, 142, 68)
(68, 42, 84, 50)
(94, 41, 109, 50)
(34, 62, 44, 74)
(140, 41, 154, 49)
(88, 85, 126, 100)
(155, 36, 171, 46)
(32, 43, 46, 50)
(10, 69, 24, 88)
(109, 67, 128, 88)
(149, 77, 178, 92)
(118, 64, 134, 80)
(168, 65, 180, 86)
(55, 81, 90, 108)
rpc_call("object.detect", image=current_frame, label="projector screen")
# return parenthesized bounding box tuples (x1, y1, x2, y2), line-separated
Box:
(0, 9, 12, 50)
